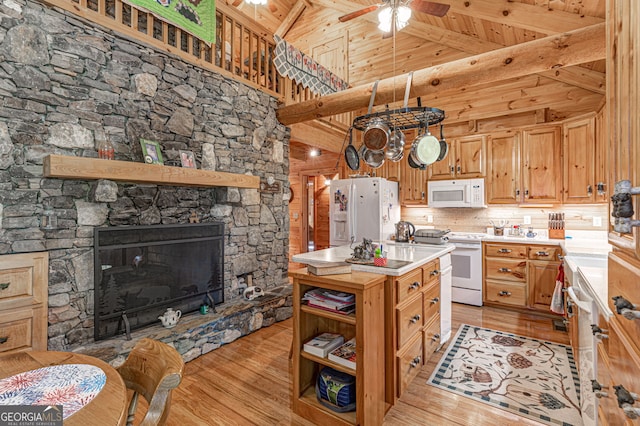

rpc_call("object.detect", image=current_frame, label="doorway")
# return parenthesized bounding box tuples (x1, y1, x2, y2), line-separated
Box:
(300, 171, 337, 255)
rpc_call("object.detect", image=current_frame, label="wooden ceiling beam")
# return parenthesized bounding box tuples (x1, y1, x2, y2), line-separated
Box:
(310, 0, 605, 94)
(277, 22, 606, 125)
(444, 0, 603, 35)
(274, 0, 308, 38)
(289, 121, 346, 153)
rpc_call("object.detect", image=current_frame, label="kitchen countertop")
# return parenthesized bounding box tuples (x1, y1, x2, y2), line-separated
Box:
(564, 253, 611, 317)
(291, 243, 455, 276)
(477, 230, 612, 256)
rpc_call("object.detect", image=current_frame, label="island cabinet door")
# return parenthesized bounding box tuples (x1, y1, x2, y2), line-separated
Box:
(528, 260, 560, 311)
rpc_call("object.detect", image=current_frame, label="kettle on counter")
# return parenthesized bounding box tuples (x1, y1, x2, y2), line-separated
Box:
(395, 221, 415, 243)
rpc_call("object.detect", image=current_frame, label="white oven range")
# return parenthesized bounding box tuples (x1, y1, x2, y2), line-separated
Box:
(447, 232, 484, 306)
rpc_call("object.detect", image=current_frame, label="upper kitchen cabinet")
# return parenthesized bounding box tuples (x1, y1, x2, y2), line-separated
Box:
(428, 135, 486, 180)
(562, 114, 607, 204)
(400, 144, 428, 206)
(521, 125, 562, 204)
(486, 131, 520, 204)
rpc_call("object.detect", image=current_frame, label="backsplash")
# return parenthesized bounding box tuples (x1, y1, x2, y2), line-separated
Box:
(402, 205, 609, 233)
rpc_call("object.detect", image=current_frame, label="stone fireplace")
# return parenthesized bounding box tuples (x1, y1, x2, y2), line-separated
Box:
(0, 0, 292, 358)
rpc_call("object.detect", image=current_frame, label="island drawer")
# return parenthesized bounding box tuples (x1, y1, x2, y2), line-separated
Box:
(397, 296, 423, 349)
(484, 243, 527, 259)
(422, 314, 441, 364)
(397, 331, 423, 396)
(422, 259, 440, 288)
(395, 268, 423, 305)
(422, 283, 440, 324)
(485, 280, 527, 306)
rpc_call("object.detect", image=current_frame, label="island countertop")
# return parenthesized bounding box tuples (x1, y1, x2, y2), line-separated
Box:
(291, 242, 455, 276)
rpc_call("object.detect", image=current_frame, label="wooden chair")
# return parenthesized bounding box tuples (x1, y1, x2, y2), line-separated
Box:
(117, 338, 185, 426)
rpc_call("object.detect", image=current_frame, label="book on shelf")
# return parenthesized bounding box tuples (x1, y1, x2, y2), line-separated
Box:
(328, 337, 356, 369)
(306, 301, 356, 315)
(303, 288, 355, 314)
(307, 261, 351, 276)
(302, 332, 345, 357)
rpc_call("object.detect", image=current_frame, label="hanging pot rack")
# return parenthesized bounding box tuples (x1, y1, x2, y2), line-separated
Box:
(352, 105, 445, 132)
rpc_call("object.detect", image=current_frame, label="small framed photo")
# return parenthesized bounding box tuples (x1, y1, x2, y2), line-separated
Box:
(180, 150, 196, 168)
(140, 139, 164, 165)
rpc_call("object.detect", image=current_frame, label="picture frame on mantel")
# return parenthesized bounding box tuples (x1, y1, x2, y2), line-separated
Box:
(140, 139, 164, 165)
(180, 150, 196, 168)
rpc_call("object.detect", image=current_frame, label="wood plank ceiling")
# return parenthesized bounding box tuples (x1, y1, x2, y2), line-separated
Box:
(227, 0, 606, 150)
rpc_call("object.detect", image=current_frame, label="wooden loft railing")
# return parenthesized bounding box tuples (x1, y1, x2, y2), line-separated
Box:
(41, 0, 351, 131)
(42, 0, 283, 96)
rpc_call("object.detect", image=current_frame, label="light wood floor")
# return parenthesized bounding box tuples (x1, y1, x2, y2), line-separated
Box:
(167, 304, 570, 425)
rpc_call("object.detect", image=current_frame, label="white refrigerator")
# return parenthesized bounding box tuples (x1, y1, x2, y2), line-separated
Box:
(329, 177, 400, 247)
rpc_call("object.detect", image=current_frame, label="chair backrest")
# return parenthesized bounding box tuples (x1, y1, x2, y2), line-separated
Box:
(117, 338, 185, 426)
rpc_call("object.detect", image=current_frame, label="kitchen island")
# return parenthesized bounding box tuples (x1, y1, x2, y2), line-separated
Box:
(290, 243, 454, 424)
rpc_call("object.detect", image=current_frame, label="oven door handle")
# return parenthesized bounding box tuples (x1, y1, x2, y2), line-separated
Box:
(452, 243, 482, 249)
(566, 287, 592, 314)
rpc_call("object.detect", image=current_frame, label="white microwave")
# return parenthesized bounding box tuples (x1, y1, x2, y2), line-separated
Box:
(428, 178, 486, 208)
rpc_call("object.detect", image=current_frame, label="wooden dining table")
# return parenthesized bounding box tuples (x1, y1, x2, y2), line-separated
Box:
(0, 350, 128, 425)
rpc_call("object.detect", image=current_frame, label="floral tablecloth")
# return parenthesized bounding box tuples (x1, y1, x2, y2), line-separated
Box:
(0, 364, 106, 419)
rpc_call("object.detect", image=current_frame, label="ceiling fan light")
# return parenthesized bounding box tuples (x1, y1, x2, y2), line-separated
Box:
(246, 0, 267, 5)
(397, 5, 412, 23)
(378, 7, 393, 32)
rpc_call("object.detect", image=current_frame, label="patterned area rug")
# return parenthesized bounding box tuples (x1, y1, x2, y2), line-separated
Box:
(428, 324, 582, 426)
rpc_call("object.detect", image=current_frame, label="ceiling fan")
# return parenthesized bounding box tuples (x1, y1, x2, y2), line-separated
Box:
(339, 0, 449, 32)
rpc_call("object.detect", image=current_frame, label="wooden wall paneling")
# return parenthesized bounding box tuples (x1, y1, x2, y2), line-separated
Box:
(521, 125, 562, 204)
(594, 104, 609, 203)
(486, 131, 520, 204)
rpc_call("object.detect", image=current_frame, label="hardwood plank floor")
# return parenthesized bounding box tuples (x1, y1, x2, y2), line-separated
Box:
(167, 304, 570, 425)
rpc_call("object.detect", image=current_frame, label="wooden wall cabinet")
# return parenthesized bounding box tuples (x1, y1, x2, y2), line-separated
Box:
(486, 127, 561, 205)
(486, 131, 521, 204)
(291, 269, 386, 426)
(0, 252, 49, 353)
(563, 116, 600, 203)
(400, 144, 428, 206)
(521, 126, 562, 204)
(428, 135, 485, 180)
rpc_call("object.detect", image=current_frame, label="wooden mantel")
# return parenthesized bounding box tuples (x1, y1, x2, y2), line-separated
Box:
(43, 155, 260, 189)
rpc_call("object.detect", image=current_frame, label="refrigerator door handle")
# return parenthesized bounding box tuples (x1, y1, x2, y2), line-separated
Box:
(350, 182, 356, 244)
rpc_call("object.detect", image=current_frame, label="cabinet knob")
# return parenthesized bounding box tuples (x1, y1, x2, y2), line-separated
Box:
(430, 269, 440, 276)
(498, 248, 512, 253)
(536, 251, 549, 256)
(591, 324, 609, 341)
(410, 356, 421, 368)
(498, 267, 512, 273)
(409, 282, 420, 290)
(0, 337, 7, 344)
(615, 384, 640, 419)
(612, 295, 640, 320)
(566, 299, 575, 318)
(456, 166, 461, 173)
(524, 189, 529, 198)
(432, 333, 440, 342)
(410, 314, 421, 324)
(431, 297, 439, 304)
(515, 189, 520, 197)
(587, 185, 593, 196)
(592, 379, 609, 398)
(498, 291, 512, 297)
(450, 166, 455, 174)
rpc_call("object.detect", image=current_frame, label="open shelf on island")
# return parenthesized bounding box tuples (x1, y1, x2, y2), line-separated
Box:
(43, 155, 260, 189)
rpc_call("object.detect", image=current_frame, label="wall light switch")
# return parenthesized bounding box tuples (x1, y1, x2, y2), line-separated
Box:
(427, 215, 433, 223)
(293, 212, 299, 219)
(523, 215, 531, 225)
(593, 216, 602, 227)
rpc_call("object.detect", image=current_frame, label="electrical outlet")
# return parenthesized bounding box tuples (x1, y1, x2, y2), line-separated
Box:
(427, 215, 433, 223)
(593, 216, 602, 227)
(523, 215, 531, 225)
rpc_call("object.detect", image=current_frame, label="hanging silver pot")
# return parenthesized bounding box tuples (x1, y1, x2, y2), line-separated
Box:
(359, 144, 385, 168)
(386, 129, 405, 162)
(436, 124, 449, 162)
(413, 129, 441, 166)
(362, 118, 390, 151)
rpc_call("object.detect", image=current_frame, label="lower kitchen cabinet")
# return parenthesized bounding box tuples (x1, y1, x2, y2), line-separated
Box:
(290, 269, 386, 426)
(0, 252, 48, 353)
(385, 258, 441, 404)
(483, 242, 561, 312)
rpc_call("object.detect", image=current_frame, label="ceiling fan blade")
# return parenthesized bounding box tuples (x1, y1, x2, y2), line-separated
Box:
(338, 5, 381, 22)
(410, 0, 450, 17)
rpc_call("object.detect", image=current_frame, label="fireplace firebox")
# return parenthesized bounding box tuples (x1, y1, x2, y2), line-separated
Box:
(94, 223, 224, 340)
